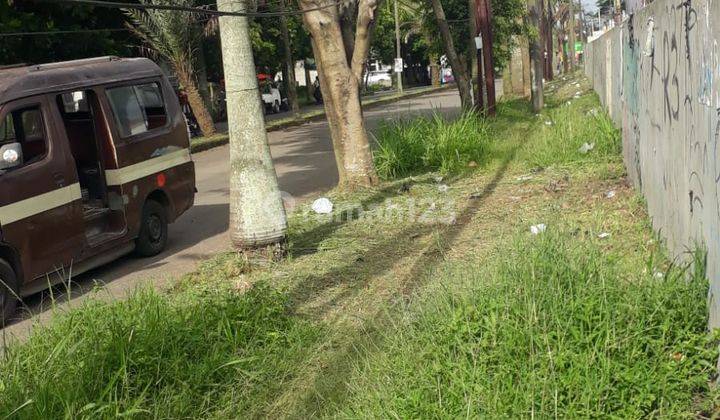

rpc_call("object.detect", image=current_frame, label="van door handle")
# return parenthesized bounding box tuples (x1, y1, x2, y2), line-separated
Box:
(53, 172, 65, 187)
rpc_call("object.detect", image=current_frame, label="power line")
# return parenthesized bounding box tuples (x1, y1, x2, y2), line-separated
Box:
(0, 28, 130, 37)
(39, 0, 341, 18)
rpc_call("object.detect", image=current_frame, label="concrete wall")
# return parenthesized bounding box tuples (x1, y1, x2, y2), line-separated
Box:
(585, 0, 720, 325)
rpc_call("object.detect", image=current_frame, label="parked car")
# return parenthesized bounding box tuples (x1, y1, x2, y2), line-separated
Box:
(0, 56, 196, 320)
(259, 80, 287, 114)
(366, 70, 393, 88)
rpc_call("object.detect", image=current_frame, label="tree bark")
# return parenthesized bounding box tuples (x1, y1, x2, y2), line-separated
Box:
(544, 0, 554, 80)
(429, 53, 441, 86)
(279, 0, 300, 116)
(568, 1, 576, 69)
(429, 0, 473, 109)
(175, 66, 216, 137)
(528, 0, 544, 112)
(301, 0, 379, 189)
(217, 0, 287, 249)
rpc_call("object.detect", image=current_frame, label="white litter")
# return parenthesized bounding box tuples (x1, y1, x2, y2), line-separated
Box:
(605, 190, 616, 198)
(433, 175, 444, 183)
(438, 184, 449, 193)
(578, 142, 595, 154)
(530, 223, 547, 235)
(598, 232, 611, 239)
(516, 174, 534, 181)
(544, 120, 553, 126)
(311, 197, 334, 214)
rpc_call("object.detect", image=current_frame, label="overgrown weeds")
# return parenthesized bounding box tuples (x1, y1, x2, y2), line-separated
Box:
(342, 230, 718, 418)
(0, 282, 320, 418)
(373, 112, 493, 179)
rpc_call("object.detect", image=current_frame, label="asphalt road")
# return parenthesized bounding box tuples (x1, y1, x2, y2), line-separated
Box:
(1, 89, 462, 340)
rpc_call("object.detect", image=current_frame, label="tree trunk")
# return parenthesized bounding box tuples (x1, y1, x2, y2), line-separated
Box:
(195, 49, 211, 108)
(305, 59, 313, 98)
(175, 66, 216, 137)
(544, 0, 554, 80)
(528, 0, 544, 112)
(301, 1, 379, 189)
(217, 0, 287, 249)
(429, 0, 473, 109)
(279, 0, 300, 116)
(429, 54, 441, 86)
(568, 3, 576, 70)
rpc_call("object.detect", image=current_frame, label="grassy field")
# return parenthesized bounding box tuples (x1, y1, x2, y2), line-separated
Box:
(1, 73, 718, 418)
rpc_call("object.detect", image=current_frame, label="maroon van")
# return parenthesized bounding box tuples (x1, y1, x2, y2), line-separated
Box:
(0, 57, 196, 320)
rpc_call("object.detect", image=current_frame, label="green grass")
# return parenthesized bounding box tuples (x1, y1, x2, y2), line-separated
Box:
(0, 272, 321, 418)
(2, 72, 718, 418)
(373, 112, 493, 179)
(341, 230, 717, 418)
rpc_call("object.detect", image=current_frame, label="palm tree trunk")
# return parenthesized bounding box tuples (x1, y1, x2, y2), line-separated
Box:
(176, 67, 216, 137)
(217, 0, 287, 249)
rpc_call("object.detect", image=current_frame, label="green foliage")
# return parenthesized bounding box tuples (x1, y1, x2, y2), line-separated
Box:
(342, 231, 718, 417)
(0, 281, 320, 418)
(373, 112, 492, 179)
(0, 1, 131, 66)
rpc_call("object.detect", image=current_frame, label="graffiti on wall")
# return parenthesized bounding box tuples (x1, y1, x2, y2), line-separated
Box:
(586, 0, 720, 326)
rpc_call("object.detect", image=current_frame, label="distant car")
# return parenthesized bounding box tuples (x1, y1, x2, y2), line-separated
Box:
(260, 82, 285, 114)
(366, 70, 393, 88)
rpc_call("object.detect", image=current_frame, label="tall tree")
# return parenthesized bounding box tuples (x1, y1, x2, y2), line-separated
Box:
(299, 0, 379, 189)
(528, 0, 544, 111)
(124, 0, 216, 136)
(217, 0, 288, 250)
(279, 0, 301, 116)
(428, 0, 474, 109)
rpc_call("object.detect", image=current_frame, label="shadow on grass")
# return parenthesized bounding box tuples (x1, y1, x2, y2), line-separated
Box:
(265, 139, 524, 417)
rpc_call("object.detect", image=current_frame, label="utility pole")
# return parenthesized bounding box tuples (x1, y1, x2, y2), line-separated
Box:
(475, 0, 496, 115)
(217, 0, 287, 251)
(394, 0, 403, 93)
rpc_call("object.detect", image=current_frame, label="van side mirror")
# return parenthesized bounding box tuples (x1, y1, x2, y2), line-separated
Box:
(0, 143, 23, 170)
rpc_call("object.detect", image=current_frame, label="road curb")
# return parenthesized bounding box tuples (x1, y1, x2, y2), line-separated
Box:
(190, 84, 453, 154)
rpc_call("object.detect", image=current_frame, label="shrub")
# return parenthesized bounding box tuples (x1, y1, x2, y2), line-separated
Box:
(372, 112, 492, 179)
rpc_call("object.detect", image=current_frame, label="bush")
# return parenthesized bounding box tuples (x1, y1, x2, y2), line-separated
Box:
(372, 112, 492, 179)
(343, 231, 718, 418)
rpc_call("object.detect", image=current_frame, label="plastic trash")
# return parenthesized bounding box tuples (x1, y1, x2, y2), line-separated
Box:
(433, 175, 444, 183)
(311, 197, 333, 214)
(598, 232, 611, 239)
(544, 120, 553, 125)
(606, 190, 616, 198)
(438, 184, 449, 193)
(530, 223, 547, 235)
(578, 142, 595, 154)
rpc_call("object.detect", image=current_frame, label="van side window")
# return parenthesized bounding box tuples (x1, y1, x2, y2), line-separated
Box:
(106, 82, 168, 138)
(0, 106, 48, 166)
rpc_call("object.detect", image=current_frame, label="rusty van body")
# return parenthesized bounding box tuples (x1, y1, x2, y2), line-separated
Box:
(0, 57, 195, 320)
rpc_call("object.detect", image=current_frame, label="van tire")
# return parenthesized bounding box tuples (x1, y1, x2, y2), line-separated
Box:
(136, 200, 168, 257)
(0, 259, 18, 324)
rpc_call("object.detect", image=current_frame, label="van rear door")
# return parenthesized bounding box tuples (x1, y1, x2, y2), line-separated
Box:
(0, 96, 85, 282)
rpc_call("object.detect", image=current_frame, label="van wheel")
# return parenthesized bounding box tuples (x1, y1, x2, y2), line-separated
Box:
(136, 200, 168, 257)
(0, 259, 18, 323)
(272, 101, 280, 114)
